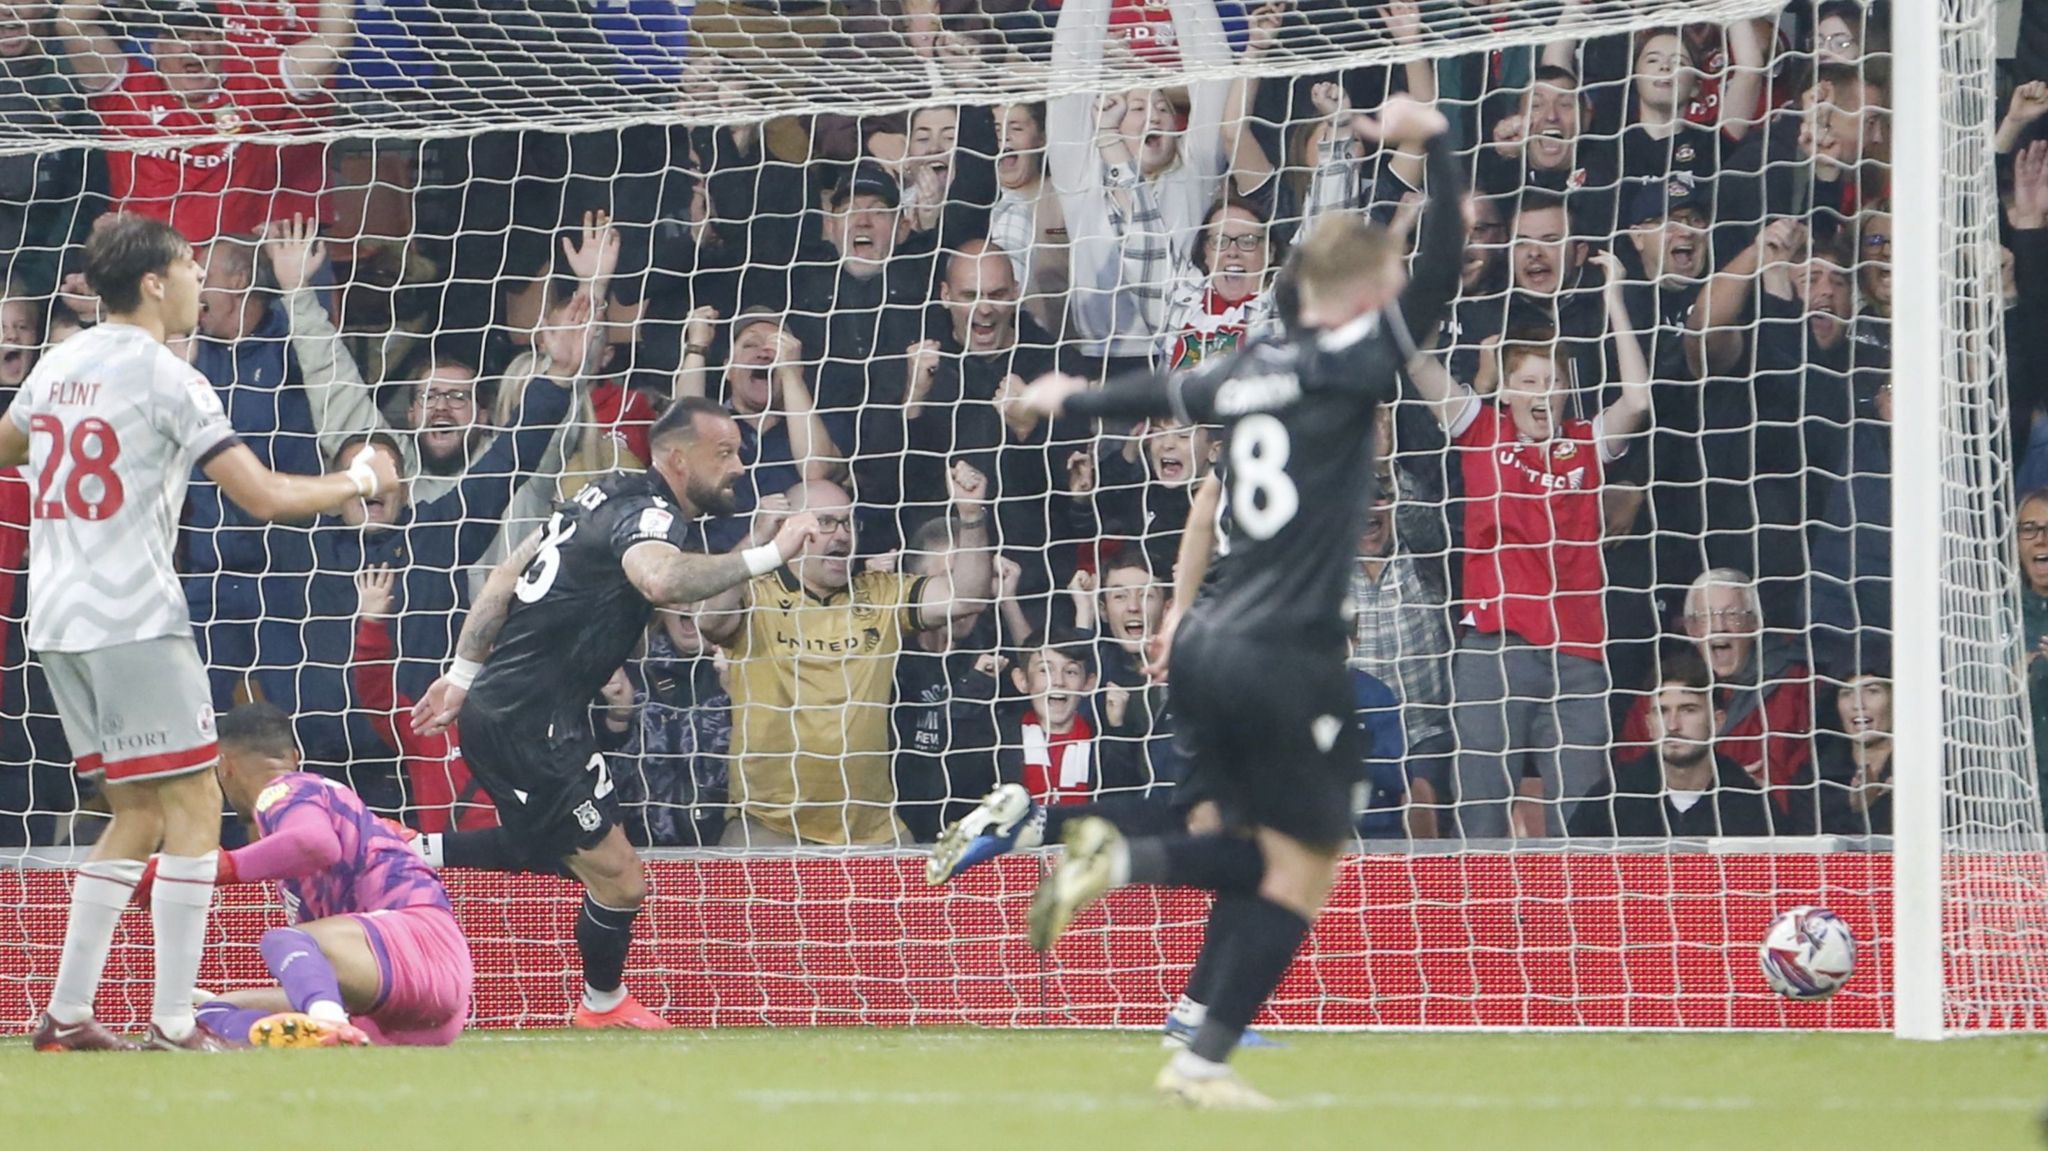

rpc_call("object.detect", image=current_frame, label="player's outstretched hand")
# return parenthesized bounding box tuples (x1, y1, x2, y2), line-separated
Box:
(1018, 372, 1089, 419)
(771, 511, 823, 564)
(410, 676, 467, 738)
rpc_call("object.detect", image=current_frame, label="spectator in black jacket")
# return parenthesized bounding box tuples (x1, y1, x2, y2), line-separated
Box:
(891, 516, 1009, 841)
(785, 161, 946, 550)
(1570, 653, 1771, 838)
(890, 239, 1059, 550)
(1817, 665, 1894, 838)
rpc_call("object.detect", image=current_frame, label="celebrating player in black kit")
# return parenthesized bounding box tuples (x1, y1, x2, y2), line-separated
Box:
(1013, 95, 1464, 1108)
(408, 395, 819, 1029)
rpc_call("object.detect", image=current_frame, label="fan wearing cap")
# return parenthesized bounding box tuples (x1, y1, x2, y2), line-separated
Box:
(784, 160, 936, 549)
(51, 0, 350, 242)
(1603, 173, 1716, 661)
(1686, 218, 1857, 627)
(677, 304, 841, 552)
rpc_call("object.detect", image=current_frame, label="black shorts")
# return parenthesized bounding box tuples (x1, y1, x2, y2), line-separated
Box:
(1168, 619, 1356, 847)
(457, 694, 621, 867)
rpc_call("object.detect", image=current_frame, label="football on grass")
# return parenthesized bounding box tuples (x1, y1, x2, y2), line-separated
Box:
(1759, 907, 1857, 1000)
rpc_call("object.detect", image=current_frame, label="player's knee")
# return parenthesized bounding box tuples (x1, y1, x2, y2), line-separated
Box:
(588, 869, 646, 910)
(1256, 835, 1340, 919)
(576, 842, 646, 909)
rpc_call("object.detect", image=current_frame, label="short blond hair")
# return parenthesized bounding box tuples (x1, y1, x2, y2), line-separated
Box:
(1291, 214, 1400, 301)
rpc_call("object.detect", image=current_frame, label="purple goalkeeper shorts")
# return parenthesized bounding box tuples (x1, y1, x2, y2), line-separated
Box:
(352, 905, 472, 1046)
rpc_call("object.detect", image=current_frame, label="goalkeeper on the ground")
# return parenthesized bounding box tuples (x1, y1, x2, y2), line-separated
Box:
(139, 703, 473, 1048)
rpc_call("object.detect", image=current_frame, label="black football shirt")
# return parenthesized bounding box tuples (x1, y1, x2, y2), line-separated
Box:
(468, 469, 701, 720)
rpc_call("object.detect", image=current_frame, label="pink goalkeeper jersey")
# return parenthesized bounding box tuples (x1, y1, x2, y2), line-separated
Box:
(245, 772, 450, 924)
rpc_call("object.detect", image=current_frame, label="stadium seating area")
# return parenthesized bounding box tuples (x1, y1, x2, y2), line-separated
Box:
(0, 0, 2036, 849)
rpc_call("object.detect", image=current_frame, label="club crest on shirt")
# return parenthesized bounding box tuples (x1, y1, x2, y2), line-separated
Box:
(573, 800, 602, 832)
(255, 781, 290, 813)
(1554, 440, 1579, 460)
(637, 507, 674, 539)
(1675, 143, 1697, 164)
(215, 109, 245, 134)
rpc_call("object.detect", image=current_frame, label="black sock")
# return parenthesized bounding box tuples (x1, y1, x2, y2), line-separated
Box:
(575, 893, 639, 994)
(439, 827, 529, 871)
(1188, 897, 1311, 1063)
(1042, 798, 1186, 843)
(1184, 894, 1256, 1007)
(1125, 835, 1264, 894)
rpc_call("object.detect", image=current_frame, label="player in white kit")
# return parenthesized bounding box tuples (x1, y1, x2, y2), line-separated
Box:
(0, 214, 399, 1051)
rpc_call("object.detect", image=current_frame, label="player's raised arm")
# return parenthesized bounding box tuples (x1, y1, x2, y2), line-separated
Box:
(1345, 95, 1462, 348)
(203, 440, 399, 524)
(621, 510, 821, 609)
(410, 526, 547, 736)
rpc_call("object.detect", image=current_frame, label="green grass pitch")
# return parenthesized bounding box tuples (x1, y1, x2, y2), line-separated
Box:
(3, 1030, 2045, 1150)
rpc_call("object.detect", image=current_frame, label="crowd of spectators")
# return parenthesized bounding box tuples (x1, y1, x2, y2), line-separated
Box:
(0, 0, 2032, 848)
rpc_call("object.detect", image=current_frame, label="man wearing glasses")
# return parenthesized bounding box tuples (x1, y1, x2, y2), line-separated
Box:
(1158, 197, 1277, 369)
(695, 472, 996, 847)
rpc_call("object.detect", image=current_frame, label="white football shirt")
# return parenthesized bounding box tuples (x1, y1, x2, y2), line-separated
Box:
(6, 323, 237, 652)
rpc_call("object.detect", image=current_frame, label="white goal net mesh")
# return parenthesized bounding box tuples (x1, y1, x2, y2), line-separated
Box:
(0, 0, 2041, 1034)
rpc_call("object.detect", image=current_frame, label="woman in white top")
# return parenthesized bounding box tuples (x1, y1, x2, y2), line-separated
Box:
(1045, 0, 1233, 367)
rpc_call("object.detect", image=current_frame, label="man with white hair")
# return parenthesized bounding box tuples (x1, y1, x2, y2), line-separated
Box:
(1616, 568, 1817, 833)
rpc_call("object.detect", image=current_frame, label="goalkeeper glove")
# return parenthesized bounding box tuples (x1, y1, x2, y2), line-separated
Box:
(132, 850, 241, 913)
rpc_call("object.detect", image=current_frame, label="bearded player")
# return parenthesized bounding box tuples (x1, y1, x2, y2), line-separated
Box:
(1, 214, 399, 1051)
(408, 395, 820, 1028)
(1010, 94, 1464, 1107)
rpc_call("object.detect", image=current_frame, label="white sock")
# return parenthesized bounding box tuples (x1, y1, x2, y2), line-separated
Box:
(150, 853, 219, 1039)
(1169, 1048, 1232, 1080)
(582, 983, 626, 1013)
(1014, 807, 1047, 851)
(1107, 839, 1131, 888)
(47, 858, 146, 1025)
(307, 1000, 350, 1027)
(416, 833, 444, 868)
(1169, 995, 1206, 1027)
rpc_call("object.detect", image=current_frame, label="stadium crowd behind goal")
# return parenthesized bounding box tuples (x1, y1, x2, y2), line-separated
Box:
(0, 0, 2042, 1034)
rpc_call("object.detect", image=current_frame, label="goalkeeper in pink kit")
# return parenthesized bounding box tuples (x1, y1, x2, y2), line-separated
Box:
(142, 703, 473, 1046)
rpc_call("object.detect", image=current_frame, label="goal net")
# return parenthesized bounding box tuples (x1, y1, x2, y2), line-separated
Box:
(0, 0, 2041, 1037)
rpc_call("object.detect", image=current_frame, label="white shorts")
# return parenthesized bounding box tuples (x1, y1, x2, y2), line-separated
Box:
(40, 636, 218, 784)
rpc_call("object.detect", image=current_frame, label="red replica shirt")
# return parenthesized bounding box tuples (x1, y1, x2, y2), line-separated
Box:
(590, 378, 656, 465)
(1453, 402, 1611, 660)
(1043, 0, 1184, 63)
(90, 54, 330, 242)
(214, 0, 319, 53)
(1020, 712, 1097, 806)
